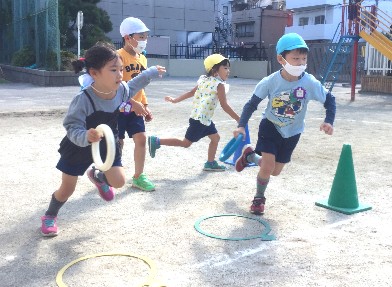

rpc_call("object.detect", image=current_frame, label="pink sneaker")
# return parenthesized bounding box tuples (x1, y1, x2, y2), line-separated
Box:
(87, 167, 115, 201)
(235, 144, 254, 172)
(250, 197, 266, 215)
(41, 215, 58, 237)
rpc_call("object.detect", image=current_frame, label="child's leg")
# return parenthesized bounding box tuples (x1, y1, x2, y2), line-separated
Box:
(45, 173, 77, 216)
(54, 173, 78, 202)
(247, 151, 262, 166)
(203, 133, 226, 171)
(207, 133, 220, 162)
(104, 166, 126, 188)
(42, 173, 78, 236)
(132, 131, 146, 178)
(256, 152, 275, 196)
(271, 162, 285, 176)
(160, 137, 192, 148)
(250, 152, 276, 215)
(148, 135, 192, 159)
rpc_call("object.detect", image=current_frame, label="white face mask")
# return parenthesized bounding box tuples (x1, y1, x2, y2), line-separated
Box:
(133, 40, 147, 54)
(282, 58, 306, 77)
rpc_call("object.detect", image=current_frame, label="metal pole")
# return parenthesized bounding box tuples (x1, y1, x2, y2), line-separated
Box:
(77, 11, 83, 59)
(351, 8, 360, 101)
(351, 40, 358, 101)
(78, 28, 80, 58)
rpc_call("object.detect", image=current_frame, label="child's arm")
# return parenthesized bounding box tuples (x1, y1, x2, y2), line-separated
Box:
(127, 65, 166, 97)
(217, 83, 240, 122)
(320, 92, 336, 135)
(63, 95, 93, 147)
(165, 86, 197, 103)
(233, 94, 262, 138)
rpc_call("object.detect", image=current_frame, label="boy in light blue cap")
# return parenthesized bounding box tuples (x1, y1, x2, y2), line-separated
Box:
(233, 33, 336, 215)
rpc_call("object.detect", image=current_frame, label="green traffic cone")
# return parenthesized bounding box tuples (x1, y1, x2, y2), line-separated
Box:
(315, 144, 371, 215)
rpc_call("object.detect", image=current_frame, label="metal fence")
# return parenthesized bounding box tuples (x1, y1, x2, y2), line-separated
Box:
(113, 42, 269, 61)
(364, 42, 392, 76)
(0, 0, 60, 70)
(113, 41, 365, 83)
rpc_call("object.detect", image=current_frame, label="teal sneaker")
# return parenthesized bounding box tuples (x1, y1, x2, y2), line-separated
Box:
(148, 136, 160, 158)
(203, 160, 227, 172)
(132, 173, 155, 191)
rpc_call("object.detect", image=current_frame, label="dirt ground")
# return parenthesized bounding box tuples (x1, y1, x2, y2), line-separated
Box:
(0, 77, 392, 287)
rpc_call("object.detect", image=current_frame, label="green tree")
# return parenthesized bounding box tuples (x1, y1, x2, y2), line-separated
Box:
(59, 0, 112, 50)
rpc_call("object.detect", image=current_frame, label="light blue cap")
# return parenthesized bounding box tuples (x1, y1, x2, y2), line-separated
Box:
(276, 33, 309, 55)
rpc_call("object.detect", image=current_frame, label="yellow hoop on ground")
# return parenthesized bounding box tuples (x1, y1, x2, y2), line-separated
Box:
(91, 124, 115, 171)
(56, 252, 166, 287)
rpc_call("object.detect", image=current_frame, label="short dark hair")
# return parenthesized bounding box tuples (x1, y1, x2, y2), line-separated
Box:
(281, 47, 308, 59)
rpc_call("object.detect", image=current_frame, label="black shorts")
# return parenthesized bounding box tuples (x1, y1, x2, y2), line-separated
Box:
(118, 112, 145, 139)
(255, 118, 301, 164)
(56, 157, 123, 176)
(185, 118, 218, 142)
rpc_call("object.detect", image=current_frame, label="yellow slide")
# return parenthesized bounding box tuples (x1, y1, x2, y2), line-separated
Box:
(357, 4, 392, 61)
(359, 30, 392, 61)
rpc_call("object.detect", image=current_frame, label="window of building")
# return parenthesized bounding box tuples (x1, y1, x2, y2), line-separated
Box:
(299, 17, 309, 26)
(223, 5, 228, 15)
(315, 15, 325, 25)
(236, 22, 254, 37)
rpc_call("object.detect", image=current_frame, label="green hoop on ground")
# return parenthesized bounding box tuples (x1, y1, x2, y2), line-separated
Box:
(219, 134, 243, 162)
(91, 124, 115, 172)
(194, 214, 276, 241)
(56, 252, 166, 287)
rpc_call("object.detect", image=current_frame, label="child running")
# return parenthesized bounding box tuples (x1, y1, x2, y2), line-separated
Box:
(148, 54, 240, 171)
(40, 42, 165, 236)
(117, 17, 155, 191)
(233, 33, 336, 215)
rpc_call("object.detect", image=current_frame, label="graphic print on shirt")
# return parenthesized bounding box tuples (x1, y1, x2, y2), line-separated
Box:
(124, 63, 146, 77)
(190, 76, 220, 126)
(270, 87, 306, 125)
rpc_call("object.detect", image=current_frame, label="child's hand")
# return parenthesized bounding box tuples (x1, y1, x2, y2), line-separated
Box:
(145, 106, 153, 122)
(87, 128, 102, 143)
(156, 65, 166, 77)
(165, 96, 176, 103)
(233, 127, 246, 140)
(320, 123, 334, 135)
(131, 100, 147, 117)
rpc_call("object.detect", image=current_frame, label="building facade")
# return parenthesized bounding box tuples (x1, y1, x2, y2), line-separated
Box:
(285, 0, 392, 42)
(97, 0, 215, 46)
(230, 0, 290, 48)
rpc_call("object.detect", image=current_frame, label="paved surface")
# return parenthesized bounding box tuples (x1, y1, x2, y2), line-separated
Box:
(0, 77, 260, 114)
(1, 77, 392, 287)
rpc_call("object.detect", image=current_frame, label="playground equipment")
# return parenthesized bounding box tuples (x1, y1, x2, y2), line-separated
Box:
(318, 3, 392, 101)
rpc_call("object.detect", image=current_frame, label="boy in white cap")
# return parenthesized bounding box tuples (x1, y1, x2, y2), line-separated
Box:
(233, 33, 336, 215)
(118, 17, 155, 191)
(148, 54, 240, 171)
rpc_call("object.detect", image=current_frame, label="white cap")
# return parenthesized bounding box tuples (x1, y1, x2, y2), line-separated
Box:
(119, 17, 149, 37)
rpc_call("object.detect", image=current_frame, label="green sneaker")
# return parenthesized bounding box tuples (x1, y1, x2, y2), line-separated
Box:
(203, 160, 227, 172)
(132, 173, 155, 191)
(148, 136, 160, 158)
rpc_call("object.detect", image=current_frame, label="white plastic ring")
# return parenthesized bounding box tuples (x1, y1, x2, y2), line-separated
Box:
(91, 124, 115, 172)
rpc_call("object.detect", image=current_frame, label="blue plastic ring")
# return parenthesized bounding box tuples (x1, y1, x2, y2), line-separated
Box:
(219, 134, 243, 162)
